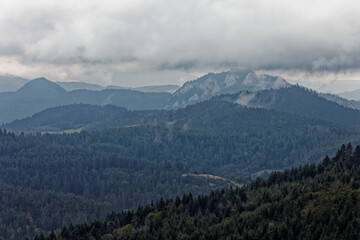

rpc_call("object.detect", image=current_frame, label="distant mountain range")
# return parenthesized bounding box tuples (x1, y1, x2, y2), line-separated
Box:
(107, 84, 180, 93)
(0, 70, 293, 124)
(5, 85, 360, 133)
(56, 81, 105, 91)
(56, 82, 180, 93)
(319, 92, 360, 110)
(0, 74, 28, 92)
(338, 89, 360, 101)
(0, 78, 171, 124)
(2, 70, 360, 126)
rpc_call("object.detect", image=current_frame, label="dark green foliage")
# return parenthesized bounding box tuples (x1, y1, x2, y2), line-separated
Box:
(33, 122, 360, 178)
(47, 145, 360, 240)
(5, 104, 161, 133)
(0, 183, 111, 239)
(0, 129, 233, 240)
(2, 97, 360, 239)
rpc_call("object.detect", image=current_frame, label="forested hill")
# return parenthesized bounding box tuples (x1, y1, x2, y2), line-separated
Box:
(37, 144, 360, 240)
(4, 104, 162, 133)
(222, 85, 360, 129)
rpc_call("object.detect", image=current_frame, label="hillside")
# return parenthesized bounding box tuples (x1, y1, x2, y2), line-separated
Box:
(220, 85, 360, 129)
(40, 144, 360, 240)
(0, 129, 235, 240)
(4, 104, 161, 133)
(2, 97, 360, 239)
(5, 100, 359, 178)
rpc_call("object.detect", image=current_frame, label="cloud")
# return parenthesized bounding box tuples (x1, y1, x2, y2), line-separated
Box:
(0, 0, 360, 85)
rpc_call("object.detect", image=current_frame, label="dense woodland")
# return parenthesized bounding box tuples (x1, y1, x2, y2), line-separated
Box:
(0, 129, 235, 239)
(2, 93, 360, 239)
(0, 117, 359, 239)
(37, 144, 360, 240)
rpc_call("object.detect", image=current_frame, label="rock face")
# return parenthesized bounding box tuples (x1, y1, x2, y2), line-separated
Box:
(166, 70, 290, 109)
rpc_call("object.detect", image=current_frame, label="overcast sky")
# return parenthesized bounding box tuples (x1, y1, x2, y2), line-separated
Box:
(0, 0, 360, 87)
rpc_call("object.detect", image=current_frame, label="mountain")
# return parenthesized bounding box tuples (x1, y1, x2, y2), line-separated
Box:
(0, 78, 72, 123)
(4, 71, 360, 127)
(166, 70, 290, 109)
(9, 85, 360, 133)
(40, 144, 360, 239)
(107, 84, 180, 93)
(56, 81, 105, 91)
(0, 71, 292, 124)
(0, 78, 171, 124)
(219, 85, 360, 129)
(0, 74, 29, 92)
(7, 85, 360, 133)
(17, 77, 67, 97)
(339, 89, 360, 101)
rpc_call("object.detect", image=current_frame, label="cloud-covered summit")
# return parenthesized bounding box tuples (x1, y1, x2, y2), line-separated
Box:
(1, 0, 360, 86)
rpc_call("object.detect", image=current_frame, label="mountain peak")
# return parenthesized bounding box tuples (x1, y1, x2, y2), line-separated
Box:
(17, 77, 67, 96)
(169, 70, 290, 109)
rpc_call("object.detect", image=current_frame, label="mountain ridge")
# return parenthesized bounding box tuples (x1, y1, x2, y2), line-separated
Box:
(6, 85, 360, 132)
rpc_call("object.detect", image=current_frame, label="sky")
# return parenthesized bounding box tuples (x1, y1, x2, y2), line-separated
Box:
(0, 0, 360, 88)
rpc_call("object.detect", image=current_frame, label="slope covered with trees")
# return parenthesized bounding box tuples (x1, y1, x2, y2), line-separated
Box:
(5, 104, 161, 133)
(225, 85, 360, 129)
(42, 144, 360, 240)
(0, 130, 233, 239)
(2, 98, 360, 239)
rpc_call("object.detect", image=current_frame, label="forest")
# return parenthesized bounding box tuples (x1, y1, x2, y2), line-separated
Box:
(34, 144, 360, 240)
(2, 97, 360, 239)
(1, 116, 359, 239)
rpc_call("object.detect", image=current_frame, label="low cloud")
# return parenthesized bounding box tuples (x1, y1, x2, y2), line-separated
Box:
(0, 0, 360, 86)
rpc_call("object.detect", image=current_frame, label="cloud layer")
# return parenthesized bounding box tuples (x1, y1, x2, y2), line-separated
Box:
(0, 0, 360, 86)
